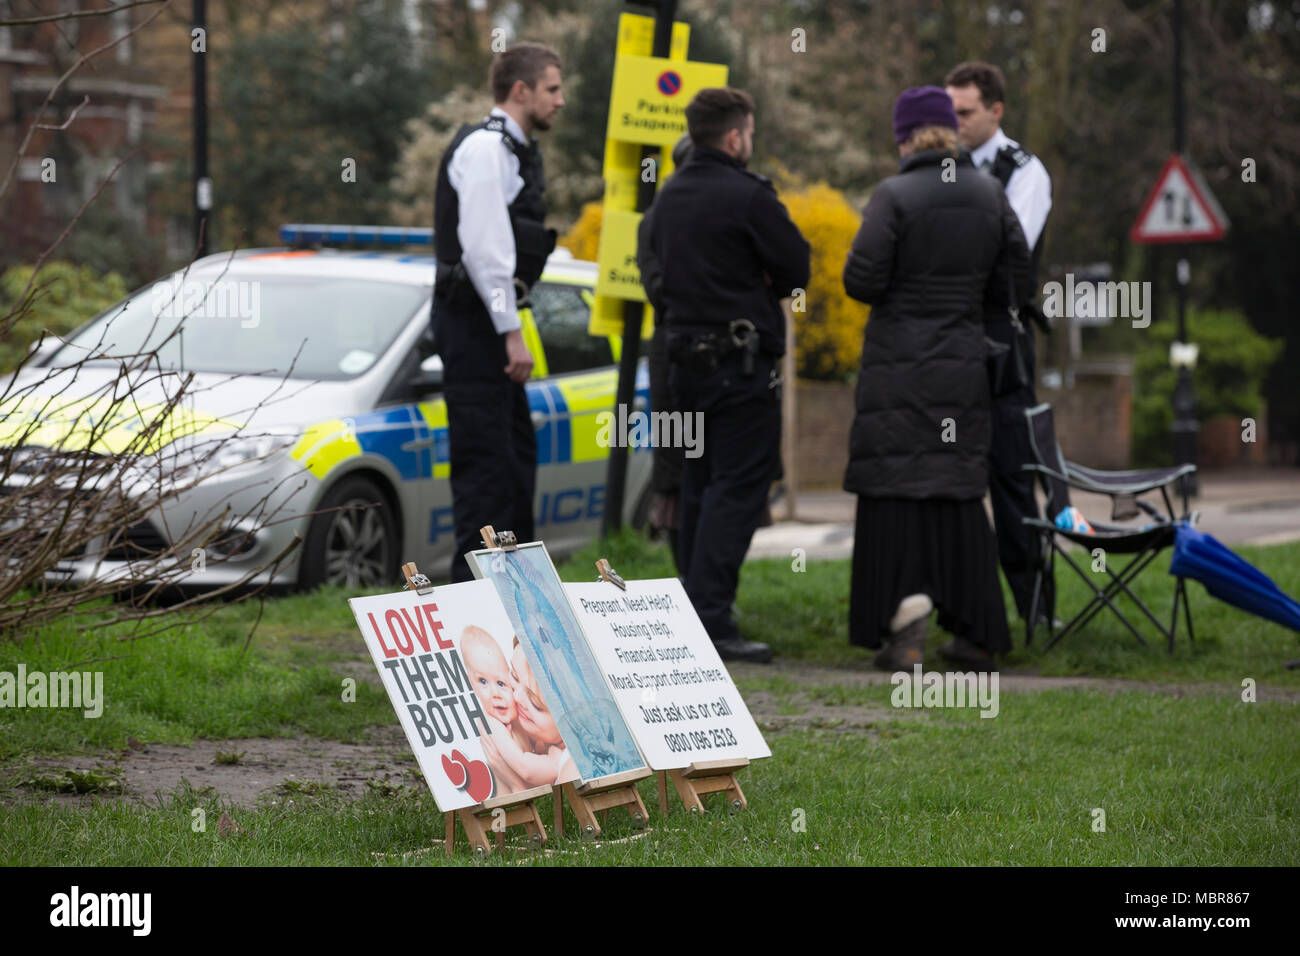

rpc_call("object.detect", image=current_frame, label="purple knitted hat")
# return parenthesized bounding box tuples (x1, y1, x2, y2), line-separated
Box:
(892, 86, 958, 144)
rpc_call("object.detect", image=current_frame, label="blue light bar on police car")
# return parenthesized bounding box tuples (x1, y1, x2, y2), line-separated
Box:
(279, 224, 434, 246)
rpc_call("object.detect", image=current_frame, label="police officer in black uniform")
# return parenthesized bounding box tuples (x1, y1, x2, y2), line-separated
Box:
(646, 88, 811, 663)
(432, 44, 562, 581)
(946, 61, 1056, 629)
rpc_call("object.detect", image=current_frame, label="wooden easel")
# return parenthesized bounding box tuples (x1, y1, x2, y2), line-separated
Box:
(559, 768, 652, 839)
(444, 784, 551, 858)
(660, 759, 750, 815)
(396, 558, 550, 857)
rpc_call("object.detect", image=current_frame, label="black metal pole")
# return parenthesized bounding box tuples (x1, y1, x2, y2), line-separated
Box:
(602, 0, 677, 536)
(1170, 0, 1198, 497)
(193, 0, 210, 257)
(1173, 0, 1184, 157)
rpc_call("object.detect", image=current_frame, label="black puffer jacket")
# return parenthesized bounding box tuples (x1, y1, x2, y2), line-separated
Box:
(842, 148, 1030, 501)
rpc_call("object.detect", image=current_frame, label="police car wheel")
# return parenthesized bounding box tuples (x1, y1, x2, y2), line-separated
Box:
(299, 475, 399, 590)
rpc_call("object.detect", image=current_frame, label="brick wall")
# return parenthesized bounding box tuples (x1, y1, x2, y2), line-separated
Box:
(1200, 409, 1270, 467)
(791, 379, 855, 489)
(790, 364, 1138, 489)
(1040, 363, 1133, 470)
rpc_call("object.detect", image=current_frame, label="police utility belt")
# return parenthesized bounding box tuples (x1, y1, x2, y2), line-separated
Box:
(668, 319, 766, 376)
(435, 262, 535, 310)
(434, 220, 557, 309)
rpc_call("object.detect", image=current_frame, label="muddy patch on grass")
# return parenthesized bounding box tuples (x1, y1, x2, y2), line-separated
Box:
(741, 688, 912, 736)
(5, 723, 422, 809)
(9, 655, 1293, 809)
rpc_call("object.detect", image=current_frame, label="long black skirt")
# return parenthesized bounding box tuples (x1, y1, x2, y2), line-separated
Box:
(849, 496, 1011, 654)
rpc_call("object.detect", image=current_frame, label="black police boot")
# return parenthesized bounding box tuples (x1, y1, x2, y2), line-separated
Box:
(713, 638, 773, 664)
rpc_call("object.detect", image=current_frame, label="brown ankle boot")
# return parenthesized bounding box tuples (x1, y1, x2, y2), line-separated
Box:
(872, 594, 932, 671)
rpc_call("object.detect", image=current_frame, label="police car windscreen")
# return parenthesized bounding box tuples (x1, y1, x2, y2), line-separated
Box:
(57, 274, 427, 380)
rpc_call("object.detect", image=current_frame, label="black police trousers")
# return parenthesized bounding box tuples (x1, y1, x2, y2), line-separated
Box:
(670, 350, 780, 645)
(987, 322, 1055, 623)
(434, 297, 536, 583)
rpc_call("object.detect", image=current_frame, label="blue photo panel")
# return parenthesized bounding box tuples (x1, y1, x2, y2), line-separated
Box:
(468, 543, 646, 782)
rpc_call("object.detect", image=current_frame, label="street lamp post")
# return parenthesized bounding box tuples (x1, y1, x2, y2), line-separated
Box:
(193, 0, 210, 257)
(1170, 0, 1198, 497)
(1172, 255, 1198, 497)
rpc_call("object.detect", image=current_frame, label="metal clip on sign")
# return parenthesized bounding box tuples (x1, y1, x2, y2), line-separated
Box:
(400, 561, 434, 596)
(479, 525, 517, 552)
(596, 558, 627, 591)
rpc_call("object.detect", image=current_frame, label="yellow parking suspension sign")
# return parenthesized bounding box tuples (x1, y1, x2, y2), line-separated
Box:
(595, 209, 647, 302)
(588, 13, 727, 336)
(606, 55, 728, 147)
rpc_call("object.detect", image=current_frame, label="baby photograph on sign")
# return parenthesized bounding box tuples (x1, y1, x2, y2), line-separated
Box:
(468, 542, 646, 782)
(348, 580, 578, 812)
(460, 623, 579, 790)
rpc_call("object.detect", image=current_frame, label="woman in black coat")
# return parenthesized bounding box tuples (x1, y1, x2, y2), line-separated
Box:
(842, 86, 1031, 670)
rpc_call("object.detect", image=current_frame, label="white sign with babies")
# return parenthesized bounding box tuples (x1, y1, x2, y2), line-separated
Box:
(348, 580, 579, 813)
(565, 578, 771, 769)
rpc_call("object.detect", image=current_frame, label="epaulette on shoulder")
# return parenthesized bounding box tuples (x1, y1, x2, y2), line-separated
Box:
(480, 114, 528, 155)
(999, 144, 1033, 168)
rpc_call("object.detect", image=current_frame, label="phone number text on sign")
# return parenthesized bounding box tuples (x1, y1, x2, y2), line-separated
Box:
(664, 727, 739, 754)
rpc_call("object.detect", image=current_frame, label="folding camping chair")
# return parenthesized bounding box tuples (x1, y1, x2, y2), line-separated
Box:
(1021, 403, 1199, 652)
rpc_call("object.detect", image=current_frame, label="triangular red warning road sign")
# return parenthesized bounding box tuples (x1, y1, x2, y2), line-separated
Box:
(1130, 153, 1230, 244)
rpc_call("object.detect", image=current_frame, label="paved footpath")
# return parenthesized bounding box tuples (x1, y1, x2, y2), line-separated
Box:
(748, 468, 1300, 561)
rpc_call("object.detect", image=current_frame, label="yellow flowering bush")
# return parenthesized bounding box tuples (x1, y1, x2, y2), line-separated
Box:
(557, 180, 866, 380)
(781, 181, 866, 381)
(558, 200, 604, 263)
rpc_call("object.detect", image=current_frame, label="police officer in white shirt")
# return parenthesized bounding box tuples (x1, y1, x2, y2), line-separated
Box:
(945, 60, 1056, 632)
(433, 44, 563, 581)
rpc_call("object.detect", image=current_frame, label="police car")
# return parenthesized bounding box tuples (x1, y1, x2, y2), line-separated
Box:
(6, 225, 653, 589)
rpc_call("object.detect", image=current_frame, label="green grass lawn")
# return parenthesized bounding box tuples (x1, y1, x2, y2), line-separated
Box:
(0, 601, 395, 760)
(4, 688, 1295, 865)
(2, 532, 1298, 865)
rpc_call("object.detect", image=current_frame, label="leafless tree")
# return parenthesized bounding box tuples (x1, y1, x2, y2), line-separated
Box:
(0, 1, 310, 642)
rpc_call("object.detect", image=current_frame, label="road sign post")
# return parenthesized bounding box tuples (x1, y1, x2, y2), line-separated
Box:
(1130, 150, 1229, 499)
(603, 1, 677, 538)
(598, 3, 726, 536)
(1128, 2, 1230, 498)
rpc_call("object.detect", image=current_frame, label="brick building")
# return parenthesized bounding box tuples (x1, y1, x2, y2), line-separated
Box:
(0, 1, 175, 270)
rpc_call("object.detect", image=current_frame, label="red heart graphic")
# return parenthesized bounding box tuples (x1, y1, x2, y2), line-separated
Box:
(441, 753, 467, 788)
(451, 748, 494, 803)
(466, 761, 494, 803)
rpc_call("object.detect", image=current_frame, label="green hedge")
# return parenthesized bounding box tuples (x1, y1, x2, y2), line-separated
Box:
(1131, 309, 1282, 467)
(0, 262, 128, 373)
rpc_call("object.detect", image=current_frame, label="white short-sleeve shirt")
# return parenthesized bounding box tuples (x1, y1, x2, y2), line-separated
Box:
(971, 126, 1052, 251)
(446, 107, 530, 333)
